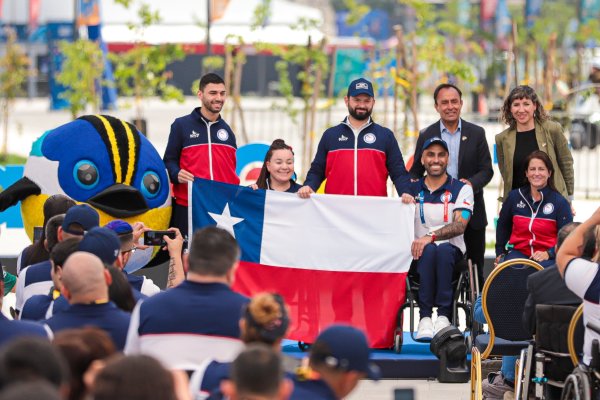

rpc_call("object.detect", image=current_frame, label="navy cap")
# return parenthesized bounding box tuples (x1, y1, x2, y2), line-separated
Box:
(313, 325, 381, 380)
(78, 227, 121, 264)
(422, 137, 449, 152)
(62, 205, 99, 235)
(347, 78, 374, 98)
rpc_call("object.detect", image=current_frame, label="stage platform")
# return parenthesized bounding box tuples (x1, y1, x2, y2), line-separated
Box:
(282, 332, 445, 379)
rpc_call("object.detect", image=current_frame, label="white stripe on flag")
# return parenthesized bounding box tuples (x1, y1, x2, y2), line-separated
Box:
(260, 192, 415, 273)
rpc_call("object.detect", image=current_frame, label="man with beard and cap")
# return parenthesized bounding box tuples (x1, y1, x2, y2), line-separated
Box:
(298, 77, 411, 198)
(163, 73, 239, 242)
(402, 137, 474, 339)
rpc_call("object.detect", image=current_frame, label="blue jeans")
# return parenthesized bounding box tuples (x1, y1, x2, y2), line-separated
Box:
(416, 242, 462, 319)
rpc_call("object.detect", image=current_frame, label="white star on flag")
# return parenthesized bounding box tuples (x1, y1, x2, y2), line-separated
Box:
(208, 203, 244, 237)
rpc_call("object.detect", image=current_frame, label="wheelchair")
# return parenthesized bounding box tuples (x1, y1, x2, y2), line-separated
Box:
(393, 256, 481, 353)
(560, 320, 600, 400)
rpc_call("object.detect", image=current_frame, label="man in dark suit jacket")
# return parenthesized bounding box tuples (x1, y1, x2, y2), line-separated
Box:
(410, 83, 493, 286)
(522, 222, 596, 335)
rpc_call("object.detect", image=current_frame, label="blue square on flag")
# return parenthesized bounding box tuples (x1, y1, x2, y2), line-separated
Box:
(191, 178, 265, 263)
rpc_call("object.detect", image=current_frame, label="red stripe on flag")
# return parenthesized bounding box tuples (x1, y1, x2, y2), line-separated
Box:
(233, 261, 407, 348)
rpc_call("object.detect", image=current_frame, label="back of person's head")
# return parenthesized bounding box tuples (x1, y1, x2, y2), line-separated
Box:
(61, 252, 108, 303)
(104, 220, 134, 247)
(225, 343, 288, 400)
(24, 195, 76, 267)
(91, 355, 176, 400)
(0, 337, 69, 392)
(591, 225, 600, 262)
(199, 72, 224, 91)
(0, 380, 62, 400)
(50, 237, 82, 272)
(53, 327, 116, 400)
(45, 214, 65, 253)
(61, 204, 100, 237)
(78, 227, 121, 265)
(241, 293, 290, 345)
(187, 227, 240, 276)
(106, 265, 136, 312)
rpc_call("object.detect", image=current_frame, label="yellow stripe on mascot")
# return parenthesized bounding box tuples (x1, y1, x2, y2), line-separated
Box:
(0, 115, 171, 264)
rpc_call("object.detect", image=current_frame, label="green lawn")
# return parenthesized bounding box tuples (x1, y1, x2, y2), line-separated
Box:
(0, 153, 26, 165)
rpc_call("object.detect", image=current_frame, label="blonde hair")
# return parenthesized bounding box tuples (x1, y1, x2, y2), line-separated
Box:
(593, 225, 600, 263)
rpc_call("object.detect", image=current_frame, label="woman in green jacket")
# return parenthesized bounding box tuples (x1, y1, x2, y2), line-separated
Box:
(495, 85, 574, 203)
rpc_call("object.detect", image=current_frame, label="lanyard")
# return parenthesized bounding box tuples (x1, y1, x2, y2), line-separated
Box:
(419, 189, 450, 225)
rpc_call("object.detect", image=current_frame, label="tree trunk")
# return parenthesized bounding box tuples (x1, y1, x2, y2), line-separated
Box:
(1, 100, 9, 160)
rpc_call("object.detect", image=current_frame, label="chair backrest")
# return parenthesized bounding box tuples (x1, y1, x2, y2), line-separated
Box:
(482, 259, 543, 342)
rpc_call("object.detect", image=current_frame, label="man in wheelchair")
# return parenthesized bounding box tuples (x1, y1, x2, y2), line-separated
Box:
(558, 207, 600, 399)
(401, 137, 474, 340)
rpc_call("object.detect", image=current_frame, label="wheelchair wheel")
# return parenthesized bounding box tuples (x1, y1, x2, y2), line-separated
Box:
(561, 366, 592, 400)
(394, 329, 403, 353)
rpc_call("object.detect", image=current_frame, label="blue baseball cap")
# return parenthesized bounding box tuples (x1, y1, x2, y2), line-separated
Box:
(347, 78, 374, 98)
(78, 227, 121, 264)
(105, 219, 133, 236)
(62, 204, 99, 235)
(422, 137, 449, 152)
(312, 325, 381, 380)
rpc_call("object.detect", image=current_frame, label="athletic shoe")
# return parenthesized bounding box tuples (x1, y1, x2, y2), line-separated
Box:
(416, 317, 434, 340)
(434, 315, 451, 334)
(482, 372, 514, 400)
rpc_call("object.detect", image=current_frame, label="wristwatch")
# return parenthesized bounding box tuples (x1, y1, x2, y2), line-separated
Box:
(425, 232, 436, 243)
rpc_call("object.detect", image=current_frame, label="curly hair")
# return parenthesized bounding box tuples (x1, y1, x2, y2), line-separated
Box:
(500, 85, 549, 127)
(241, 293, 290, 345)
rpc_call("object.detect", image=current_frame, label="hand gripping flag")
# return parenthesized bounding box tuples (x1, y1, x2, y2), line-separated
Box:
(189, 178, 415, 348)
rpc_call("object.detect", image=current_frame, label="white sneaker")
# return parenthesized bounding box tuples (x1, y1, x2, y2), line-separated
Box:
(416, 317, 434, 340)
(434, 316, 451, 334)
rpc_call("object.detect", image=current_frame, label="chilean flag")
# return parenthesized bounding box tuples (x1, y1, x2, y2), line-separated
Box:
(189, 178, 414, 348)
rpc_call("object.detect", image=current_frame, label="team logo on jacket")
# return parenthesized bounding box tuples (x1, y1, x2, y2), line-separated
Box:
(363, 133, 376, 144)
(440, 192, 452, 202)
(543, 203, 554, 215)
(339, 134, 348, 141)
(517, 201, 526, 208)
(190, 130, 200, 138)
(217, 129, 229, 141)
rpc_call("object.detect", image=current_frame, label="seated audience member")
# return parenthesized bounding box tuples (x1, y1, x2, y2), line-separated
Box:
(189, 292, 293, 399)
(90, 355, 177, 400)
(53, 327, 117, 400)
(475, 221, 594, 399)
(0, 278, 51, 347)
(20, 238, 81, 321)
(496, 150, 572, 267)
(523, 222, 596, 335)
(17, 194, 76, 275)
(290, 325, 380, 400)
(251, 139, 301, 193)
(106, 266, 136, 312)
(105, 220, 184, 293)
(44, 252, 131, 351)
(0, 381, 62, 400)
(558, 206, 600, 366)
(125, 227, 249, 370)
(16, 204, 99, 315)
(220, 344, 292, 400)
(0, 337, 69, 395)
(401, 137, 474, 339)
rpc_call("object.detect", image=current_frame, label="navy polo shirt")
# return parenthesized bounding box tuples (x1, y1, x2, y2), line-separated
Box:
(0, 313, 50, 347)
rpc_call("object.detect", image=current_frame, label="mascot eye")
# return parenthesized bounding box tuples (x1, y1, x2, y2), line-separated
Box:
(73, 160, 99, 189)
(142, 171, 161, 198)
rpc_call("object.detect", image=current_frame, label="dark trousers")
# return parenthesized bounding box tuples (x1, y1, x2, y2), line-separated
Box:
(504, 249, 554, 268)
(417, 242, 462, 319)
(464, 224, 486, 287)
(171, 202, 189, 245)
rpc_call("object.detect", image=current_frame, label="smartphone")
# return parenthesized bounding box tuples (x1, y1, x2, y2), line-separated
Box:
(143, 230, 176, 246)
(33, 226, 44, 242)
(394, 389, 415, 400)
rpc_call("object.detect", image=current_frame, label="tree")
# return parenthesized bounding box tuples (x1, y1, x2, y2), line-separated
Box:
(110, 1, 185, 134)
(56, 39, 105, 120)
(0, 28, 29, 161)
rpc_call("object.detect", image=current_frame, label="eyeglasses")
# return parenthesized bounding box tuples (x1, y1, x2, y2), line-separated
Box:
(122, 246, 137, 255)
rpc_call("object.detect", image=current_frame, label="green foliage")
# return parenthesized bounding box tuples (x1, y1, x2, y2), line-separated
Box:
(56, 39, 105, 119)
(202, 55, 225, 71)
(0, 153, 27, 165)
(342, 0, 370, 26)
(251, 0, 272, 30)
(111, 1, 185, 121)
